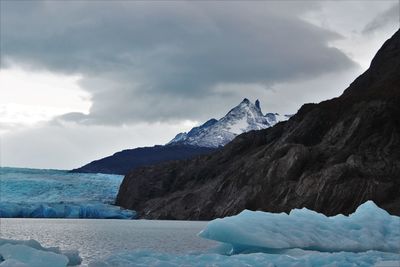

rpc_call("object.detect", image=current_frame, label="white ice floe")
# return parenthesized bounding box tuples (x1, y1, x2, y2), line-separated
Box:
(0, 239, 81, 267)
(3, 201, 399, 267)
(199, 201, 400, 254)
(90, 201, 399, 266)
(88, 250, 400, 267)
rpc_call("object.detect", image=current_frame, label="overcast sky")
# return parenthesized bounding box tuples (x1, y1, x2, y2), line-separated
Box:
(1, 1, 399, 169)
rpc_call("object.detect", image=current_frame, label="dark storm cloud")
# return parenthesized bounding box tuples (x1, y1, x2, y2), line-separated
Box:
(1, 1, 356, 124)
(363, 2, 399, 34)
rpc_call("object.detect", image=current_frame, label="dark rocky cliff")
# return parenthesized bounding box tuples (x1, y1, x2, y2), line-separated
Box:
(116, 30, 400, 219)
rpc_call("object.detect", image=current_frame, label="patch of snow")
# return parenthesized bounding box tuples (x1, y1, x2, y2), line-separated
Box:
(227, 116, 248, 135)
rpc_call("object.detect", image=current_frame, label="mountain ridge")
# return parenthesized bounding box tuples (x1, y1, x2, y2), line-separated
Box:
(70, 145, 216, 175)
(116, 30, 400, 219)
(71, 99, 284, 174)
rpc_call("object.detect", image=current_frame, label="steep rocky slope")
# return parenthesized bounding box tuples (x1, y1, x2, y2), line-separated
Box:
(116, 30, 400, 219)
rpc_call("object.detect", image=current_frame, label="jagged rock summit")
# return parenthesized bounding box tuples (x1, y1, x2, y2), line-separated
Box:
(117, 30, 400, 220)
(168, 98, 288, 148)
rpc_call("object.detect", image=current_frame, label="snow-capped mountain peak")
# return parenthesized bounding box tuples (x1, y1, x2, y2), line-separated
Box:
(217, 98, 267, 135)
(168, 99, 289, 148)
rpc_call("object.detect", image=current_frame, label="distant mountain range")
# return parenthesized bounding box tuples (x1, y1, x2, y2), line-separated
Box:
(117, 30, 400, 220)
(71, 99, 287, 174)
(70, 145, 216, 175)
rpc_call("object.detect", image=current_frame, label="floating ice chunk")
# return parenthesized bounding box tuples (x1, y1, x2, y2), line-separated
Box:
(0, 244, 68, 267)
(88, 250, 400, 267)
(0, 259, 29, 267)
(199, 201, 400, 253)
(0, 239, 81, 266)
(0, 202, 136, 219)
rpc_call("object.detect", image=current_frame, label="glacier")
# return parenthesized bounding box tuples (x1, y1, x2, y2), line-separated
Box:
(199, 201, 400, 254)
(0, 167, 136, 219)
(0, 239, 81, 267)
(0, 202, 135, 219)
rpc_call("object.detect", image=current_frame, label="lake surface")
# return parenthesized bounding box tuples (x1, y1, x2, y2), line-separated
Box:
(0, 218, 218, 266)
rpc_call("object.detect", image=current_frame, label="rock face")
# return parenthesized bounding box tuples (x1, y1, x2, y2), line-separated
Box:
(70, 145, 216, 175)
(116, 30, 400, 219)
(168, 99, 289, 148)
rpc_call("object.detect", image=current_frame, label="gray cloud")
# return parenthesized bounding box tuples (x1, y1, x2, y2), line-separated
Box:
(363, 2, 399, 34)
(1, 121, 190, 169)
(1, 1, 357, 124)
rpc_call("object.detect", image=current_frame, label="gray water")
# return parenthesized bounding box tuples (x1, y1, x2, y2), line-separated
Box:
(0, 218, 218, 265)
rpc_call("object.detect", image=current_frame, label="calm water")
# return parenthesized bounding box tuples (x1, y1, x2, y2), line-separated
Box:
(0, 218, 218, 265)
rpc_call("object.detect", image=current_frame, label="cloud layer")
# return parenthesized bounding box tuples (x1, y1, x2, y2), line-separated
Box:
(1, 1, 398, 169)
(1, 1, 357, 124)
(363, 2, 399, 34)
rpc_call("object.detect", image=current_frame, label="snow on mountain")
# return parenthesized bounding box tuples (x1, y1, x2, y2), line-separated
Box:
(168, 98, 289, 148)
(265, 112, 293, 127)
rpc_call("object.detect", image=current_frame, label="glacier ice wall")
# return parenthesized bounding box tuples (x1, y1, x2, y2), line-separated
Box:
(0, 167, 136, 219)
(199, 201, 400, 254)
(0, 167, 122, 204)
(0, 202, 136, 219)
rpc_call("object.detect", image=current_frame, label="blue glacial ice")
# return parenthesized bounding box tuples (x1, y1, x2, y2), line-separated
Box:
(2, 201, 399, 266)
(199, 201, 400, 254)
(0, 238, 81, 267)
(0, 202, 135, 219)
(88, 250, 400, 267)
(90, 201, 399, 266)
(0, 167, 136, 219)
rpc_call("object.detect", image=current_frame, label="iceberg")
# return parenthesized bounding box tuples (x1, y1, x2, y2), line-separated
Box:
(0, 244, 68, 267)
(199, 201, 400, 254)
(0, 167, 136, 219)
(89, 201, 400, 266)
(2, 240, 399, 267)
(0, 239, 81, 267)
(88, 250, 400, 267)
(2, 201, 399, 266)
